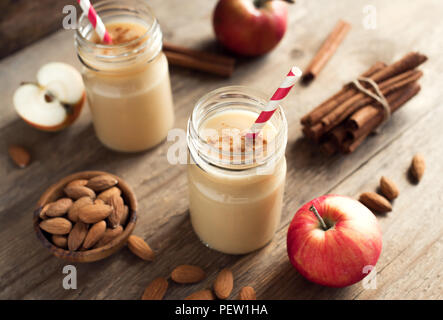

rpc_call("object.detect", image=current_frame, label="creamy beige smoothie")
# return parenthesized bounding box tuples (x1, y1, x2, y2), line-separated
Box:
(187, 108, 287, 254)
(76, 3, 174, 152)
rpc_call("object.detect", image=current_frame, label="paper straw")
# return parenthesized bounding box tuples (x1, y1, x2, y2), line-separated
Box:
(77, 0, 112, 44)
(247, 66, 302, 138)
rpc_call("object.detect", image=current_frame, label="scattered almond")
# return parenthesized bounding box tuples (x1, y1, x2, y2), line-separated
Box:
(66, 179, 88, 188)
(82, 220, 107, 249)
(127, 235, 155, 261)
(95, 225, 123, 247)
(68, 197, 93, 222)
(213, 268, 234, 300)
(97, 186, 121, 203)
(109, 195, 124, 228)
(78, 203, 113, 224)
(238, 286, 256, 300)
(46, 198, 73, 217)
(52, 235, 68, 249)
(359, 192, 392, 213)
(185, 290, 215, 300)
(86, 175, 118, 191)
(68, 222, 88, 251)
(141, 277, 168, 300)
(380, 176, 399, 200)
(8, 145, 31, 168)
(64, 185, 96, 200)
(410, 153, 425, 182)
(171, 265, 206, 284)
(40, 217, 72, 235)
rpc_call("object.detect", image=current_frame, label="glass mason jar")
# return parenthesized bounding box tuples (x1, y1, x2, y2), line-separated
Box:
(187, 86, 288, 254)
(75, 0, 174, 152)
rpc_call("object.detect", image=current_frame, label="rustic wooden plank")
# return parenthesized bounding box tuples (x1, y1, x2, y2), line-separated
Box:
(0, 0, 77, 59)
(0, 0, 442, 300)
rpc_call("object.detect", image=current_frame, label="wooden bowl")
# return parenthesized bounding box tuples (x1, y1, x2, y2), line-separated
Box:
(33, 171, 137, 263)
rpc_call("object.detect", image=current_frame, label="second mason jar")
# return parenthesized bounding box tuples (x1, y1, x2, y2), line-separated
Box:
(75, 0, 174, 152)
(187, 86, 288, 254)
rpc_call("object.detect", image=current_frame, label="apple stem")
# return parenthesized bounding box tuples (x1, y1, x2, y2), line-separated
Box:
(310, 205, 327, 230)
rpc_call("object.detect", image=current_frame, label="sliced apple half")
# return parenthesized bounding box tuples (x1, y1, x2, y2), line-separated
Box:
(13, 62, 85, 132)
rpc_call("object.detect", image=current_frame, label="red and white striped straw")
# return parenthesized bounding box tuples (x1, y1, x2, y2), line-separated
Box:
(247, 66, 302, 138)
(77, 0, 112, 44)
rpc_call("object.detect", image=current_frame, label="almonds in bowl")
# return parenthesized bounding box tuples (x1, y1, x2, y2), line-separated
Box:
(33, 171, 137, 262)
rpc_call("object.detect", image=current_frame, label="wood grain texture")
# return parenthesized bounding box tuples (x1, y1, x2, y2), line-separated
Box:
(0, 0, 78, 59)
(0, 0, 442, 299)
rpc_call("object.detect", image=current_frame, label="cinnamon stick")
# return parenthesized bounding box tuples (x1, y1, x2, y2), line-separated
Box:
(301, 20, 351, 84)
(300, 61, 386, 126)
(163, 42, 235, 68)
(369, 52, 427, 83)
(320, 139, 338, 156)
(164, 50, 234, 77)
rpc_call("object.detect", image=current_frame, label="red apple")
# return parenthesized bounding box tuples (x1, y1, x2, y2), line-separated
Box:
(13, 62, 85, 132)
(213, 0, 292, 56)
(287, 195, 382, 288)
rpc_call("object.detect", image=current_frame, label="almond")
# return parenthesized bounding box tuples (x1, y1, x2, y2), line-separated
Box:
(359, 192, 392, 213)
(95, 225, 123, 247)
(39, 203, 50, 219)
(380, 176, 399, 200)
(94, 199, 105, 205)
(171, 265, 206, 284)
(108, 195, 124, 228)
(97, 186, 121, 203)
(78, 204, 113, 224)
(185, 290, 215, 300)
(52, 235, 68, 249)
(213, 268, 234, 299)
(8, 145, 31, 168)
(86, 175, 118, 191)
(82, 220, 107, 249)
(64, 185, 96, 200)
(120, 205, 129, 225)
(238, 286, 256, 300)
(141, 277, 168, 300)
(410, 153, 425, 182)
(68, 197, 93, 222)
(46, 198, 73, 217)
(40, 217, 72, 235)
(127, 235, 155, 261)
(66, 179, 88, 188)
(68, 222, 88, 251)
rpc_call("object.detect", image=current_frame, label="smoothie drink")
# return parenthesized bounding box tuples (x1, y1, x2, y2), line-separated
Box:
(187, 87, 288, 254)
(76, 0, 174, 152)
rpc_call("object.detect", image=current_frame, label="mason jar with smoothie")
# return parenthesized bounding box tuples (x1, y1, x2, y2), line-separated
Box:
(186, 86, 290, 254)
(75, 0, 174, 152)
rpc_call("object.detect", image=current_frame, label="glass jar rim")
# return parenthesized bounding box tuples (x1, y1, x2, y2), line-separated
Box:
(75, 0, 161, 65)
(187, 85, 288, 171)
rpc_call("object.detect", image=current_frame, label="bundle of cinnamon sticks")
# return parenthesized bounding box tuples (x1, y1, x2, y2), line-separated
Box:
(301, 52, 427, 154)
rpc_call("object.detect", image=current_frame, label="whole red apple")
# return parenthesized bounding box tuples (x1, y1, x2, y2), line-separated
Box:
(213, 0, 292, 56)
(287, 195, 382, 288)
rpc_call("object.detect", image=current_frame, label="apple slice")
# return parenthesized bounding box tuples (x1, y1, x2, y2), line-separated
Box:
(13, 62, 85, 132)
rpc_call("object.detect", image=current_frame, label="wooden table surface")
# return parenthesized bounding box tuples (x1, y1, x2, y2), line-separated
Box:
(1, 0, 442, 300)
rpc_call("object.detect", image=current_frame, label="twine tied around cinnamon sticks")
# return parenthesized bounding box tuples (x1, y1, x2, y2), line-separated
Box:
(301, 52, 428, 155)
(352, 77, 391, 128)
